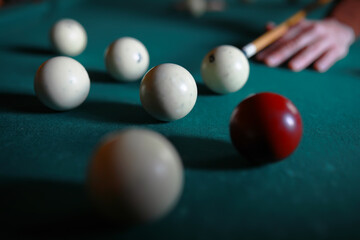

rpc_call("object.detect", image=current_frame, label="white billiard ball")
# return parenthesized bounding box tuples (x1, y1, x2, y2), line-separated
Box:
(50, 19, 87, 56)
(201, 45, 249, 94)
(186, 0, 207, 17)
(140, 63, 197, 121)
(105, 37, 150, 82)
(34, 56, 90, 111)
(88, 128, 183, 223)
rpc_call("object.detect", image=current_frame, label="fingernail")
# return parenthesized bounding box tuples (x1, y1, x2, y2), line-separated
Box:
(289, 61, 301, 71)
(316, 63, 326, 72)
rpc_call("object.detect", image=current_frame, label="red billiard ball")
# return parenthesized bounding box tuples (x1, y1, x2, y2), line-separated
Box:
(229, 92, 303, 162)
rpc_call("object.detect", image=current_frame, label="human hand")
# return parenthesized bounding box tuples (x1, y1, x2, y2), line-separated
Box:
(256, 18, 355, 72)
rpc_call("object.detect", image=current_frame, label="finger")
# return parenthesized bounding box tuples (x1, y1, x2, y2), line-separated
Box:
(257, 22, 306, 60)
(288, 36, 332, 71)
(256, 24, 302, 61)
(263, 22, 324, 67)
(256, 20, 310, 61)
(314, 48, 346, 72)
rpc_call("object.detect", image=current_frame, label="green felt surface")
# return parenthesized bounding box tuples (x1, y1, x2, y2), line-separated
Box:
(0, 0, 360, 239)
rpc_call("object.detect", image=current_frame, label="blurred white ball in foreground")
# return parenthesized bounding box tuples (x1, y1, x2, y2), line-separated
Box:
(88, 128, 184, 223)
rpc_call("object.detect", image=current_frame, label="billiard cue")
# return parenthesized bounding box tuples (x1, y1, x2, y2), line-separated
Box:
(242, 0, 333, 58)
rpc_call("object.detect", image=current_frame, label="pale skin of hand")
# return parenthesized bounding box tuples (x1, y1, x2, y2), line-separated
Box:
(256, 18, 356, 72)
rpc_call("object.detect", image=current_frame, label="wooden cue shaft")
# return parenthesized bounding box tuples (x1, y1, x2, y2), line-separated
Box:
(242, 0, 332, 58)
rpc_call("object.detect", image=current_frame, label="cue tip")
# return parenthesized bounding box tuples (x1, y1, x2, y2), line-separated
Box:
(242, 43, 256, 59)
